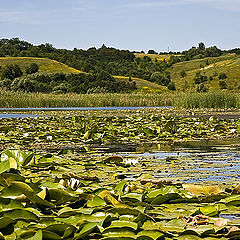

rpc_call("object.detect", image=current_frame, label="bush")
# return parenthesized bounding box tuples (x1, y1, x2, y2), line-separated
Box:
(196, 83, 208, 92)
(150, 71, 171, 86)
(219, 73, 227, 80)
(219, 80, 227, 89)
(26, 63, 39, 74)
(194, 71, 208, 84)
(180, 70, 187, 78)
(168, 82, 176, 91)
(1, 64, 23, 80)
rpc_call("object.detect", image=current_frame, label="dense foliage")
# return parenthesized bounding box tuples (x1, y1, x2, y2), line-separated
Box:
(1, 71, 136, 93)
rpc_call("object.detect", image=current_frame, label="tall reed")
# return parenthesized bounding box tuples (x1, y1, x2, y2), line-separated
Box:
(0, 91, 239, 108)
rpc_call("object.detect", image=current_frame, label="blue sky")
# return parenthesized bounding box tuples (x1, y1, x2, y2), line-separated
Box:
(0, 0, 239, 52)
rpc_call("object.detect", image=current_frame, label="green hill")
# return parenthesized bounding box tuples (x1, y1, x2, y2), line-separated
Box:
(169, 53, 240, 91)
(0, 57, 81, 75)
(0, 57, 164, 92)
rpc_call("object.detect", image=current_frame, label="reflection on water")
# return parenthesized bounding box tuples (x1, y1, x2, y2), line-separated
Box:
(97, 139, 240, 184)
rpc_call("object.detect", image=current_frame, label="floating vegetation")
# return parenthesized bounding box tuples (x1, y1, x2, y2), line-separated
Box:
(0, 110, 239, 239)
(0, 149, 240, 239)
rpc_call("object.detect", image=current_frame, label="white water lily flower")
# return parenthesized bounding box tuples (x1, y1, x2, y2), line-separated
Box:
(94, 212, 105, 217)
(46, 136, 53, 140)
(124, 159, 138, 165)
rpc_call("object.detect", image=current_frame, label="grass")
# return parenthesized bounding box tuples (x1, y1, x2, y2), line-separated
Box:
(0, 91, 239, 109)
(0, 57, 81, 74)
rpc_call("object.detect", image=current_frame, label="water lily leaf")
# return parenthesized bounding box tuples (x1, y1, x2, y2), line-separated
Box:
(42, 230, 62, 240)
(158, 219, 186, 234)
(198, 205, 220, 217)
(11, 181, 55, 208)
(0, 161, 11, 174)
(0, 217, 13, 229)
(104, 221, 138, 231)
(109, 205, 141, 216)
(137, 230, 164, 240)
(220, 195, 240, 206)
(1, 149, 34, 166)
(74, 222, 98, 239)
(87, 195, 106, 207)
(102, 229, 136, 240)
(47, 188, 77, 205)
(115, 180, 126, 196)
(98, 190, 120, 206)
(0, 198, 24, 211)
(4, 209, 39, 221)
(146, 186, 179, 200)
(182, 184, 221, 196)
(185, 225, 216, 237)
(122, 193, 143, 203)
(44, 224, 76, 238)
(24, 230, 43, 240)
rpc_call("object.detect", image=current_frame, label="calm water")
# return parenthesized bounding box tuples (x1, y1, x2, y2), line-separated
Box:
(101, 140, 240, 184)
(0, 113, 39, 118)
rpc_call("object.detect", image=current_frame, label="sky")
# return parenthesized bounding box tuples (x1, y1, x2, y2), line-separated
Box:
(0, 0, 239, 52)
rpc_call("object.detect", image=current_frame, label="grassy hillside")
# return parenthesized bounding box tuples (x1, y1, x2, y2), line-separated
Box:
(169, 53, 240, 91)
(114, 76, 165, 92)
(134, 53, 171, 62)
(0, 57, 81, 75)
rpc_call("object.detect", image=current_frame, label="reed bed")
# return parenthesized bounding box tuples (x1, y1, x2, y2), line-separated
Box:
(0, 91, 239, 108)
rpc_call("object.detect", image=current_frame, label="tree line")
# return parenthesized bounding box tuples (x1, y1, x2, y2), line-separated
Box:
(0, 38, 226, 92)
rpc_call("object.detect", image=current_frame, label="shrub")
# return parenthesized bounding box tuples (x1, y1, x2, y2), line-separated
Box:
(194, 71, 208, 84)
(168, 82, 176, 91)
(196, 83, 208, 92)
(1, 64, 23, 80)
(150, 71, 171, 86)
(219, 80, 227, 89)
(180, 70, 187, 78)
(26, 63, 39, 74)
(219, 73, 227, 80)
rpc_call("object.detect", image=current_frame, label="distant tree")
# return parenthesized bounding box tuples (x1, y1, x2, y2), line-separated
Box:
(180, 70, 187, 78)
(148, 50, 157, 54)
(198, 42, 206, 51)
(219, 80, 227, 89)
(219, 73, 227, 80)
(150, 71, 171, 86)
(26, 63, 39, 74)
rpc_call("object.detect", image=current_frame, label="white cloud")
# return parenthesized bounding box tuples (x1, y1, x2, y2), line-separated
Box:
(126, 0, 240, 12)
